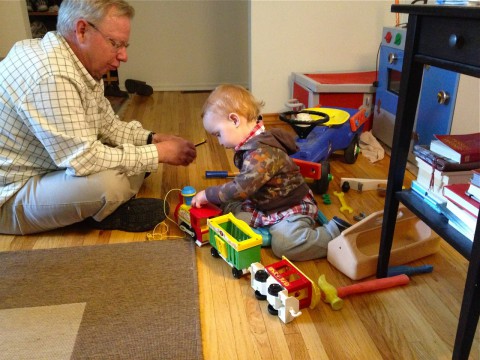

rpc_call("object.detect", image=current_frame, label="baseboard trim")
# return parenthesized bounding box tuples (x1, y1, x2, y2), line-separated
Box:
(262, 113, 280, 126)
(141, 83, 250, 92)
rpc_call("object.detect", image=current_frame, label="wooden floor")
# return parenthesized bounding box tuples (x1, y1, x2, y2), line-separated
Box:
(1, 91, 479, 359)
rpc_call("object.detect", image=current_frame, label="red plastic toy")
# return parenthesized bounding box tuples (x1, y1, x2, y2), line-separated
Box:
(173, 186, 222, 247)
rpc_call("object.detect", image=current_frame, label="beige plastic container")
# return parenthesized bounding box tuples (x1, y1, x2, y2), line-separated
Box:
(327, 206, 440, 280)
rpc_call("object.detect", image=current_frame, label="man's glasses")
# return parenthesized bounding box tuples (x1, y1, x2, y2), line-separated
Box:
(87, 21, 130, 51)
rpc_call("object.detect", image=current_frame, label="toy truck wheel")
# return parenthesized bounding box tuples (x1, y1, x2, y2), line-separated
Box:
(210, 247, 220, 258)
(312, 161, 330, 194)
(267, 304, 279, 316)
(255, 290, 267, 301)
(254, 269, 269, 282)
(179, 222, 195, 240)
(344, 135, 360, 164)
(232, 267, 243, 279)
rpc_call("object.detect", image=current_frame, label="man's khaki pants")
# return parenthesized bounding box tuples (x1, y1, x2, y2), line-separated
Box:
(0, 170, 144, 235)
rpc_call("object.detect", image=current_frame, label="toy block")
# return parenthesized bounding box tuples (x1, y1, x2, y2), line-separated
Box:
(340, 178, 388, 192)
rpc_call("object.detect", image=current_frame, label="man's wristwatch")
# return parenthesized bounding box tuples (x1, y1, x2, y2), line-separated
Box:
(147, 132, 155, 144)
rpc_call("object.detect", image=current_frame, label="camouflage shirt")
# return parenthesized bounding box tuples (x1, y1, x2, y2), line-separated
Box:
(205, 127, 311, 214)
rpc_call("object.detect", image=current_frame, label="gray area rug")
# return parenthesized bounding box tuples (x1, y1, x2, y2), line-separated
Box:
(0, 240, 202, 360)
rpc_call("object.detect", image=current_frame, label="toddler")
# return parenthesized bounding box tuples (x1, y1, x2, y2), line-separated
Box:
(191, 84, 350, 261)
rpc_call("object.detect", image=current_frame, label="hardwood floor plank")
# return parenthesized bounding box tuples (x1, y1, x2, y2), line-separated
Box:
(0, 237, 14, 251)
(295, 314, 329, 359)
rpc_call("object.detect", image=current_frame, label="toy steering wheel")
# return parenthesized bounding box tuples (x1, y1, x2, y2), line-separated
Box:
(279, 110, 330, 139)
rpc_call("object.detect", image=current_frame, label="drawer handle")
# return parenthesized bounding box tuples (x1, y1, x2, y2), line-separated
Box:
(388, 53, 398, 64)
(437, 90, 450, 105)
(449, 34, 464, 49)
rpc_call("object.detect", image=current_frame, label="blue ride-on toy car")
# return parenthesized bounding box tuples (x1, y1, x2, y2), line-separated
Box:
(279, 104, 369, 194)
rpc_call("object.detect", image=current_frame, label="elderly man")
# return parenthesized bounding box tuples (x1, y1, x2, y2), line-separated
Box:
(0, 0, 196, 234)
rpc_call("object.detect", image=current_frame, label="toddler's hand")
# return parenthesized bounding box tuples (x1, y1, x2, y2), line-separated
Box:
(191, 190, 208, 208)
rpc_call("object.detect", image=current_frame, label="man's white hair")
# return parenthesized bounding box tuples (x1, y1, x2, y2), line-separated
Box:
(57, 0, 135, 36)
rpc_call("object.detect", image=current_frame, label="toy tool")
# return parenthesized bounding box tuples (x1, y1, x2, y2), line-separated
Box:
(292, 158, 322, 180)
(317, 275, 344, 310)
(340, 178, 388, 192)
(318, 274, 410, 310)
(387, 264, 433, 277)
(333, 191, 353, 214)
(205, 171, 239, 178)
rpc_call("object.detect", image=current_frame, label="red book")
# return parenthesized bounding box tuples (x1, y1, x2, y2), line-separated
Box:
(467, 181, 480, 201)
(443, 183, 479, 218)
(431, 133, 480, 164)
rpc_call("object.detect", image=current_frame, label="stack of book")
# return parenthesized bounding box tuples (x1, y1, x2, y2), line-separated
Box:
(443, 173, 479, 241)
(410, 132, 480, 241)
(429, 132, 480, 165)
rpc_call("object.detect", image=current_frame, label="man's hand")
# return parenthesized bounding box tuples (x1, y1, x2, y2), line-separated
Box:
(155, 137, 196, 166)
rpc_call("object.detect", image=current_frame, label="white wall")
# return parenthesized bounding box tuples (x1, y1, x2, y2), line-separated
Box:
(120, 0, 249, 91)
(0, 0, 31, 58)
(250, 0, 394, 113)
(451, 75, 480, 135)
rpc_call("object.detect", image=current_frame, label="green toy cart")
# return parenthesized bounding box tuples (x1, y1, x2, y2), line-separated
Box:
(207, 213, 262, 279)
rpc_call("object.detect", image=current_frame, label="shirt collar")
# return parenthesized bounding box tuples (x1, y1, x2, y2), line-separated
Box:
(235, 121, 265, 151)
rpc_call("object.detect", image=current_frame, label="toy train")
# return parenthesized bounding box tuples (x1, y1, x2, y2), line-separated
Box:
(174, 186, 271, 248)
(173, 186, 222, 247)
(173, 187, 264, 277)
(206, 212, 320, 322)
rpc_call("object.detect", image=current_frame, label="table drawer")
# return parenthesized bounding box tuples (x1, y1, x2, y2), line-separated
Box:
(417, 16, 480, 68)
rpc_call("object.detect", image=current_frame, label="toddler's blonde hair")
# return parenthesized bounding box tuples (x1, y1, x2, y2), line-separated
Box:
(202, 84, 264, 123)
